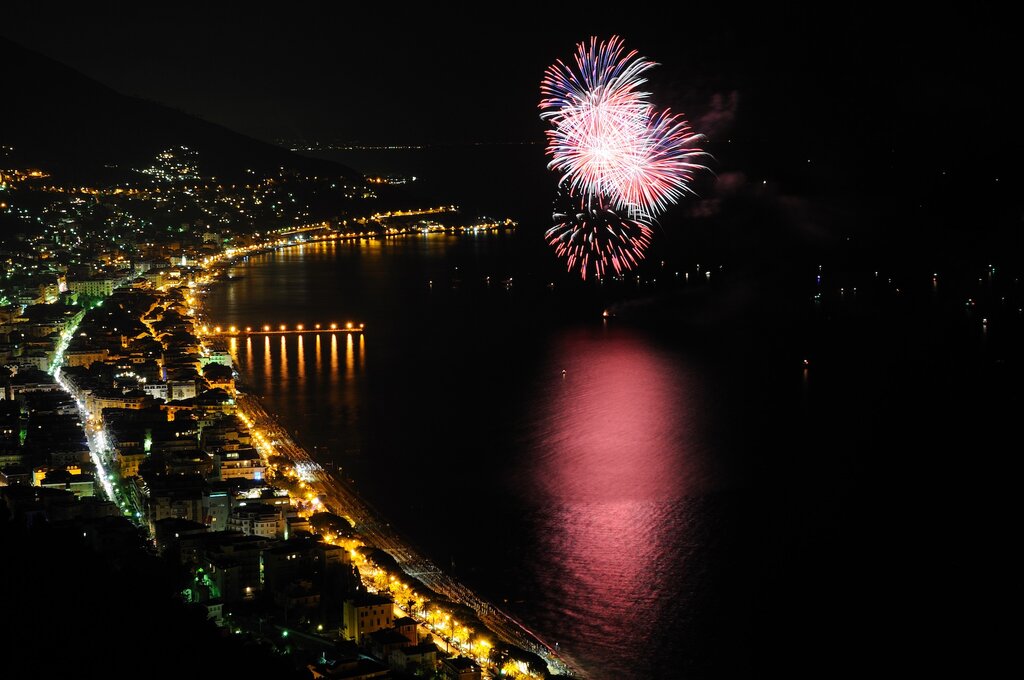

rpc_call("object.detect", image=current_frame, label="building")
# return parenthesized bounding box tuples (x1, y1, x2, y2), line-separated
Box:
(263, 540, 319, 593)
(168, 380, 198, 401)
(87, 389, 150, 413)
(227, 503, 285, 539)
(342, 593, 394, 643)
(114, 449, 148, 478)
(205, 536, 268, 602)
(0, 401, 18, 446)
(204, 599, 223, 625)
(164, 449, 213, 477)
(394, 616, 419, 645)
(63, 349, 109, 368)
(200, 414, 250, 453)
(199, 351, 233, 369)
(148, 485, 206, 531)
(7, 369, 61, 400)
(273, 580, 320, 612)
(389, 642, 438, 673)
(202, 362, 235, 395)
(308, 657, 389, 680)
(142, 382, 170, 401)
(441, 657, 482, 680)
(68, 277, 120, 297)
(367, 628, 412, 660)
(205, 489, 231, 531)
(146, 380, 198, 402)
(39, 470, 95, 498)
(12, 353, 49, 372)
(214, 448, 266, 481)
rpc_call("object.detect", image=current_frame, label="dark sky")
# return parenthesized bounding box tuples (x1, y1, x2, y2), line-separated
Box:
(1, 5, 1016, 159)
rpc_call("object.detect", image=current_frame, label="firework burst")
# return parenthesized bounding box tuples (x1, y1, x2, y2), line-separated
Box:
(540, 36, 655, 205)
(605, 107, 706, 219)
(540, 36, 705, 277)
(546, 188, 654, 281)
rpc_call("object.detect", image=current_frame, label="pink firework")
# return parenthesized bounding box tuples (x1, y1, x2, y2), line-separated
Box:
(546, 188, 654, 280)
(540, 36, 655, 204)
(606, 107, 706, 219)
(539, 35, 654, 120)
(540, 36, 706, 221)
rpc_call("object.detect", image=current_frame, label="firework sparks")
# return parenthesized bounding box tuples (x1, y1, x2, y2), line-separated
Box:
(540, 36, 705, 277)
(546, 188, 654, 280)
(606, 107, 706, 219)
(540, 36, 655, 206)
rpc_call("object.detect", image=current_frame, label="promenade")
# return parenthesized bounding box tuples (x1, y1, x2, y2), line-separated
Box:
(236, 392, 581, 677)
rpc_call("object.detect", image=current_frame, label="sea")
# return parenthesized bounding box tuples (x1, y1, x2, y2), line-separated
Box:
(205, 145, 1021, 678)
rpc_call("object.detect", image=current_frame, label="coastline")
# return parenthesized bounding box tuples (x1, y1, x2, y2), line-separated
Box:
(203, 240, 582, 677)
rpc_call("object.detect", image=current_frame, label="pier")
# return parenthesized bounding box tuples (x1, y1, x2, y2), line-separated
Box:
(200, 322, 365, 335)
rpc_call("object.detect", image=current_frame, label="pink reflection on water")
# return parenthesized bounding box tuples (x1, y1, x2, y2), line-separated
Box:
(535, 329, 696, 501)
(530, 328, 704, 677)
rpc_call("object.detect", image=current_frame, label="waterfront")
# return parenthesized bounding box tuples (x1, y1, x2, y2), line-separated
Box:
(207, 233, 751, 678)
(205, 224, 1024, 677)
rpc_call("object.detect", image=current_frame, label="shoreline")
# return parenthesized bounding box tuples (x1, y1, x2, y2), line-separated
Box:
(203, 241, 582, 677)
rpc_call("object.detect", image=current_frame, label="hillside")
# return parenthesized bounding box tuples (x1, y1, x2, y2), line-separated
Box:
(0, 36, 356, 183)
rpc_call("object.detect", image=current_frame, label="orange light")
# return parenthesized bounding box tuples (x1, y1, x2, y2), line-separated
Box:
(359, 323, 365, 329)
(279, 324, 286, 331)
(330, 323, 337, 330)
(297, 324, 304, 331)
(229, 326, 236, 333)
(263, 325, 270, 332)
(346, 322, 353, 329)
(315, 324, 321, 330)
(246, 326, 252, 332)
(214, 326, 222, 333)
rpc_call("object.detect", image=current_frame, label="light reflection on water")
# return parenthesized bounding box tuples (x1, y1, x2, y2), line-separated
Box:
(523, 328, 708, 678)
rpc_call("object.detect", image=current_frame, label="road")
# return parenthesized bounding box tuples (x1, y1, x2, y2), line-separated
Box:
(237, 392, 582, 677)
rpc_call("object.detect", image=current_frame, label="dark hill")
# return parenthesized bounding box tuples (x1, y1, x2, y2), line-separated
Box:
(0, 36, 356, 183)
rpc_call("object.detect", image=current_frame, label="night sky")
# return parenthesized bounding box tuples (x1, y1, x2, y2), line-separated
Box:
(2, 9, 1022, 678)
(3, 7, 1016, 166)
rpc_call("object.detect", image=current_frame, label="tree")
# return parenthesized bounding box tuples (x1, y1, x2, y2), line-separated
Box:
(308, 512, 353, 538)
